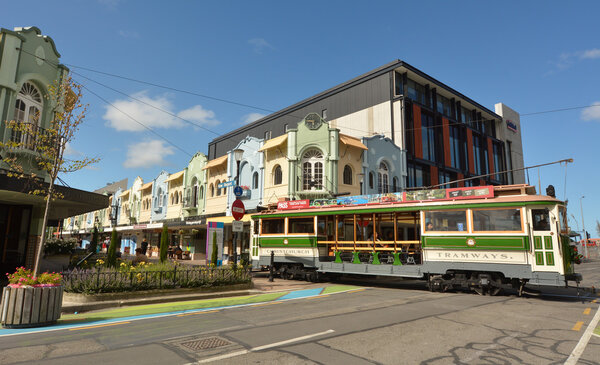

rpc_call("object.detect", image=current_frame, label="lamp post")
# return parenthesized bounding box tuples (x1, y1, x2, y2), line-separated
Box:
(233, 148, 244, 266)
(580, 196, 588, 259)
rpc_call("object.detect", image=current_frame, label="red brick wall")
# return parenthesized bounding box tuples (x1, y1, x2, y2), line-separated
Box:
(442, 118, 451, 167)
(457, 173, 465, 187)
(430, 166, 438, 187)
(413, 105, 423, 159)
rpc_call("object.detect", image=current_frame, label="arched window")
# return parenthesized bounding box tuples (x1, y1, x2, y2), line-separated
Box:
(369, 172, 374, 190)
(175, 192, 179, 204)
(170, 193, 174, 205)
(179, 191, 182, 204)
(252, 172, 259, 189)
(273, 165, 282, 185)
(215, 180, 221, 196)
(199, 186, 204, 199)
(302, 149, 324, 190)
(378, 162, 389, 194)
(209, 184, 214, 197)
(343, 165, 352, 185)
(14, 82, 43, 124)
(393, 177, 398, 192)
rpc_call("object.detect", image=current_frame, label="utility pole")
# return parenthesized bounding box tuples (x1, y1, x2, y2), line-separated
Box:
(580, 196, 588, 259)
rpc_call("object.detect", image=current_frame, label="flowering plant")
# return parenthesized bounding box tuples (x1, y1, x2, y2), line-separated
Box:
(6, 267, 62, 287)
(571, 246, 584, 264)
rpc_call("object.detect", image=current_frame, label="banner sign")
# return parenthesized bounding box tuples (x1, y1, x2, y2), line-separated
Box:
(277, 186, 494, 210)
(506, 120, 518, 132)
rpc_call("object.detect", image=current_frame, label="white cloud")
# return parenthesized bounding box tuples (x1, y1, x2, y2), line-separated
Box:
(581, 49, 600, 59)
(248, 38, 273, 54)
(242, 113, 266, 124)
(123, 140, 175, 168)
(177, 105, 219, 127)
(581, 102, 600, 121)
(63, 142, 82, 157)
(103, 91, 219, 131)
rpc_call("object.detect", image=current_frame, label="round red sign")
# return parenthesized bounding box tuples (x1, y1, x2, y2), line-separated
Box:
(232, 199, 245, 221)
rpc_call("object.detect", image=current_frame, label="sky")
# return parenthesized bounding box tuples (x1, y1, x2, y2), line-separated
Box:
(3, 1, 600, 236)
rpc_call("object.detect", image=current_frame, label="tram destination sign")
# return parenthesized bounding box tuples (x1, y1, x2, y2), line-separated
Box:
(277, 186, 494, 210)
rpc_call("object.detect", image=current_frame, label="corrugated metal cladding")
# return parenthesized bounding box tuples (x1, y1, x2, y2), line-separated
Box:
(208, 73, 391, 160)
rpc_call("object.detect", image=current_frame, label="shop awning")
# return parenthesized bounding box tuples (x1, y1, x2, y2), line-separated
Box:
(206, 215, 252, 224)
(258, 134, 287, 152)
(202, 155, 228, 170)
(165, 170, 184, 182)
(340, 134, 368, 150)
(119, 189, 130, 199)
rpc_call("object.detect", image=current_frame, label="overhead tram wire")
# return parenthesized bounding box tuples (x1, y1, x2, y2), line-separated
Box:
(423, 158, 574, 191)
(18, 49, 600, 150)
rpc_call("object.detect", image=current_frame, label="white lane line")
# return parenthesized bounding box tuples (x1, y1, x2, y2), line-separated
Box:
(192, 329, 335, 364)
(565, 304, 600, 365)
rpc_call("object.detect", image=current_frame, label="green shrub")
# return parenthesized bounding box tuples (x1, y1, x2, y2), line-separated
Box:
(107, 228, 118, 268)
(89, 226, 99, 253)
(160, 225, 168, 263)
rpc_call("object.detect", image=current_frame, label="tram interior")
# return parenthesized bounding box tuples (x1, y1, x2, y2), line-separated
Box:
(318, 212, 422, 265)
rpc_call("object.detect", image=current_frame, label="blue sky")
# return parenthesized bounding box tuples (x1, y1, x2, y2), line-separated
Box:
(4, 1, 600, 236)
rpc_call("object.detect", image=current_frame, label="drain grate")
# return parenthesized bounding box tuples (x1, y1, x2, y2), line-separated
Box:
(180, 337, 232, 351)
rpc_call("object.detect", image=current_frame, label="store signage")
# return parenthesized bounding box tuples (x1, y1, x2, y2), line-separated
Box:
(133, 224, 147, 230)
(276, 186, 494, 211)
(506, 120, 518, 132)
(277, 199, 310, 210)
(218, 180, 235, 189)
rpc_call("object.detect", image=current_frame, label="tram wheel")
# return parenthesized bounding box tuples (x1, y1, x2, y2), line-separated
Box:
(472, 273, 502, 296)
(489, 276, 502, 296)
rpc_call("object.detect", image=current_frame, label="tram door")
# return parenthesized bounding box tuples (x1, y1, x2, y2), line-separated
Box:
(529, 207, 558, 272)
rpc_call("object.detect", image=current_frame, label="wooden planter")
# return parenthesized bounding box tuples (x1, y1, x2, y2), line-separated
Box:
(1, 286, 63, 328)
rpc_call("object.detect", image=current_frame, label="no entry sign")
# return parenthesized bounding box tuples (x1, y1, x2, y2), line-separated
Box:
(232, 199, 245, 220)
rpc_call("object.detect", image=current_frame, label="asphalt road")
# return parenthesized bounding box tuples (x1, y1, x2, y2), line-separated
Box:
(1, 275, 599, 365)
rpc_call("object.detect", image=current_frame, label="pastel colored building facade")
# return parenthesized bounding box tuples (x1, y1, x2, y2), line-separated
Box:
(183, 152, 208, 218)
(166, 171, 184, 220)
(362, 134, 406, 194)
(151, 171, 169, 222)
(226, 136, 264, 216)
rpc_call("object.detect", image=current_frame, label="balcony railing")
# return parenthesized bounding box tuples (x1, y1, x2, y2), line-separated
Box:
(5, 122, 50, 152)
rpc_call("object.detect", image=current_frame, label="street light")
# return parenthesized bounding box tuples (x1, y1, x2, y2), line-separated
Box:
(232, 148, 244, 265)
(580, 196, 588, 259)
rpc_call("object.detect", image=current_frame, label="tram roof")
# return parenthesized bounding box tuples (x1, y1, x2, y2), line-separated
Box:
(253, 185, 563, 218)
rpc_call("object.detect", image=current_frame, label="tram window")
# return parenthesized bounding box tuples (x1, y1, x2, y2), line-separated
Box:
(289, 217, 315, 234)
(424, 210, 467, 232)
(472, 208, 523, 232)
(261, 218, 284, 234)
(532, 209, 551, 231)
(337, 215, 354, 240)
(253, 220, 259, 234)
(317, 216, 335, 240)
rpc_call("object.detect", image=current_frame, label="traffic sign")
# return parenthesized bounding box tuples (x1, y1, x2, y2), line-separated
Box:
(232, 199, 245, 220)
(218, 180, 235, 189)
(233, 186, 244, 197)
(232, 220, 243, 232)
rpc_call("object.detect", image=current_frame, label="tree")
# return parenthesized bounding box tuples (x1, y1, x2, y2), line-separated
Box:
(89, 226, 99, 254)
(160, 225, 168, 263)
(107, 228, 118, 268)
(211, 231, 218, 266)
(1, 75, 98, 274)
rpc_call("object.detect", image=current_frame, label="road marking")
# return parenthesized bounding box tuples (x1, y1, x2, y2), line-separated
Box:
(572, 321, 584, 331)
(192, 329, 335, 364)
(176, 310, 220, 317)
(306, 295, 330, 299)
(346, 288, 366, 293)
(583, 308, 591, 315)
(565, 304, 600, 365)
(69, 321, 130, 331)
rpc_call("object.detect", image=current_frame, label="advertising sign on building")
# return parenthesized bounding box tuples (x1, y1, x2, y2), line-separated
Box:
(206, 222, 224, 266)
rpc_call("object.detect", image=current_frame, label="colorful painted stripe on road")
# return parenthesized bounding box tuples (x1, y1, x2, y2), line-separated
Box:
(0, 285, 361, 337)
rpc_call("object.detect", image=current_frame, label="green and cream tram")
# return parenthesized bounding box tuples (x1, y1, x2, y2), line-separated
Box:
(250, 184, 581, 295)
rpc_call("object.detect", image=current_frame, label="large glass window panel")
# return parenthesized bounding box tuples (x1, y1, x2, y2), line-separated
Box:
(424, 210, 468, 232)
(288, 217, 315, 234)
(262, 218, 285, 234)
(472, 208, 523, 232)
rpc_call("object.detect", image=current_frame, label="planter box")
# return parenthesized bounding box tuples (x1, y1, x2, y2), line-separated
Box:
(1, 286, 63, 328)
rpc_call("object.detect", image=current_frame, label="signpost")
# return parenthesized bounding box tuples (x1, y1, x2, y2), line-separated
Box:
(233, 186, 244, 197)
(232, 220, 243, 232)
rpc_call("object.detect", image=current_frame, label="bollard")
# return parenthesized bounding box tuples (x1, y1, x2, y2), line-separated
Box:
(268, 250, 275, 282)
